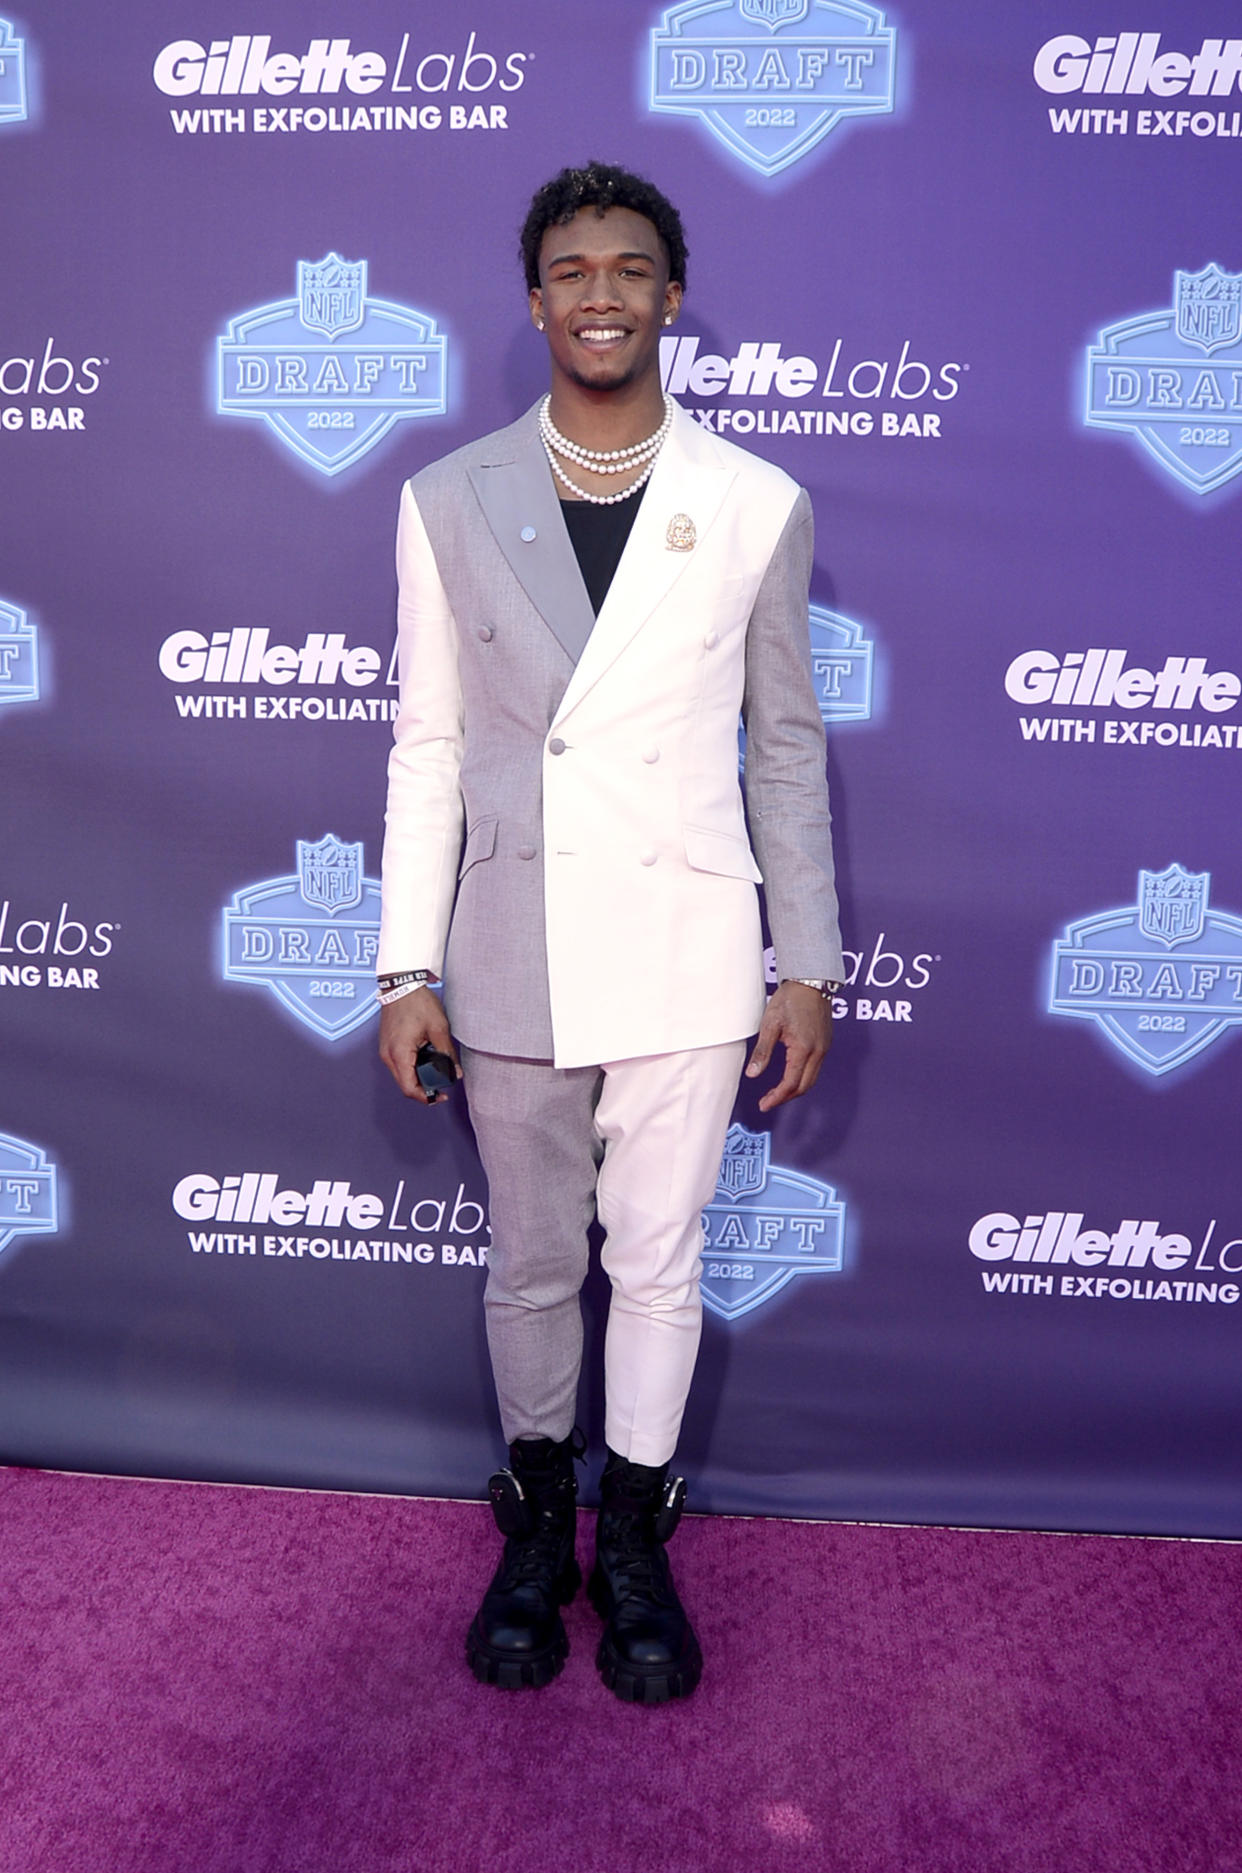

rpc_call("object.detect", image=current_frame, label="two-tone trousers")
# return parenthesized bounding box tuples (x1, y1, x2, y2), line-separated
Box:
(459, 1039, 747, 1468)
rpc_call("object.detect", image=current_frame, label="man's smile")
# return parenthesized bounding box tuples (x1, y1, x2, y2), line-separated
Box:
(574, 325, 630, 348)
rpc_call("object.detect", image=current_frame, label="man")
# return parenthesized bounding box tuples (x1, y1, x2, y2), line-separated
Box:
(378, 163, 843, 1705)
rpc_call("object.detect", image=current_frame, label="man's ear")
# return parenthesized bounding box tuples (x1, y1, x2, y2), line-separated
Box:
(529, 287, 545, 332)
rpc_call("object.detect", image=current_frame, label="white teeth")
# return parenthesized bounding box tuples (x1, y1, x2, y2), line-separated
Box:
(579, 328, 626, 342)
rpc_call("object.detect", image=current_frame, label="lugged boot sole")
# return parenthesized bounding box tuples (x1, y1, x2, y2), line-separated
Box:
(465, 1557, 581, 1690)
(588, 1566, 703, 1704)
(465, 1622, 569, 1689)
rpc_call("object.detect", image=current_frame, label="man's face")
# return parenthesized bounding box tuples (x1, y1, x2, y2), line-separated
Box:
(529, 205, 681, 397)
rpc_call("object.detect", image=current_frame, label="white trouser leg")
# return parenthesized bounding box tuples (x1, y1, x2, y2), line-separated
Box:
(594, 1040, 746, 1468)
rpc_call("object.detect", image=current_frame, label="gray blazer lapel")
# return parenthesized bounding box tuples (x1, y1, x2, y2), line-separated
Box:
(467, 411, 596, 666)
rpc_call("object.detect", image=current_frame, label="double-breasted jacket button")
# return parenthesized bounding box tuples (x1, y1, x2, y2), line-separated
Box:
(516, 844, 536, 860)
(477, 625, 494, 642)
(641, 745, 660, 764)
(639, 850, 658, 867)
(703, 630, 719, 650)
(520, 526, 537, 542)
(547, 737, 566, 755)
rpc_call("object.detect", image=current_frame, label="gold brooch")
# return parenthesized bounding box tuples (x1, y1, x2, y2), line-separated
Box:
(666, 513, 696, 552)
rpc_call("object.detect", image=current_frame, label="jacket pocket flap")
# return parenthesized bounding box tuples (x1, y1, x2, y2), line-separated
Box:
(683, 824, 763, 884)
(458, 815, 498, 878)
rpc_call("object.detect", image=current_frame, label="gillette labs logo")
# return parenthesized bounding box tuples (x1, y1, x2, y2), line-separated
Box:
(970, 1207, 1242, 1305)
(1035, 34, 1242, 96)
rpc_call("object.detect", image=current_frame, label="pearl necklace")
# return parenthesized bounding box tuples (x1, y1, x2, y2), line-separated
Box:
(539, 395, 674, 506)
(541, 395, 673, 470)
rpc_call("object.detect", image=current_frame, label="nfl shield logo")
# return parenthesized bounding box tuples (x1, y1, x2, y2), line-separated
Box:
(740, 603, 875, 766)
(717, 1124, 770, 1197)
(1175, 264, 1242, 356)
(0, 16, 28, 126)
(298, 835, 364, 914)
(221, 835, 382, 1042)
(649, 0, 898, 180)
(740, 0, 810, 25)
(1084, 266, 1242, 495)
(808, 606, 875, 723)
(298, 254, 366, 341)
(0, 1131, 59, 1256)
(1139, 864, 1207, 947)
(215, 258, 449, 477)
(0, 597, 40, 709)
(700, 1124, 847, 1321)
(1048, 865, 1242, 1076)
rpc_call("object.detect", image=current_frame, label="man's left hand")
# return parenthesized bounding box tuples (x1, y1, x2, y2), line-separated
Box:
(744, 980, 833, 1112)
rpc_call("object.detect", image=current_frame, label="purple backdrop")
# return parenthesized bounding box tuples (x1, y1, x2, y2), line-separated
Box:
(2, 1, 1239, 1533)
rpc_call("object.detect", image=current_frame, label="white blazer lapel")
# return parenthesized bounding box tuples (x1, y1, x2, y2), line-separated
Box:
(552, 406, 735, 725)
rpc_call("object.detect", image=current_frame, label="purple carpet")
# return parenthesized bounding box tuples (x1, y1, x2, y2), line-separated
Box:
(2, 1467, 1240, 1873)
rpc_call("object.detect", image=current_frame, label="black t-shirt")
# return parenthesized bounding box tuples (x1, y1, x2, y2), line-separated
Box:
(560, 483, 646, 617)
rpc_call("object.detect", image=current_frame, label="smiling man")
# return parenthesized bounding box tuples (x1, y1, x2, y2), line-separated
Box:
(377, 162, 844, 1705)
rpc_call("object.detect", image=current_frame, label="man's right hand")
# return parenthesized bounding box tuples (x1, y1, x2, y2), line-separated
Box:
(379, 986, 460, 1105)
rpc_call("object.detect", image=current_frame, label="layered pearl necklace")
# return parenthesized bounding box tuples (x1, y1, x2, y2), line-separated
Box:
(539, 394, 674, 505)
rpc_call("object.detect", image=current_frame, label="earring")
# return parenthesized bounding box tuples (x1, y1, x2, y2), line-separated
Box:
(663, 314, 674, 326)
(535, 317, 545, 331)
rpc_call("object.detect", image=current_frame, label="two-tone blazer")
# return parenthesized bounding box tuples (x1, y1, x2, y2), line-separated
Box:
(378, 399, 844, 1068)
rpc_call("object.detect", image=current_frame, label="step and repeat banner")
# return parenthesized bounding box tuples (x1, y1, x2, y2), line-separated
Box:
(2, 2, 1239, 1535)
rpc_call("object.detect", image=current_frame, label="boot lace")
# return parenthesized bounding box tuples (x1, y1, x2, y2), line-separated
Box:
(501, 1493, 574, 1592)
(603, 1508, 674, 1604)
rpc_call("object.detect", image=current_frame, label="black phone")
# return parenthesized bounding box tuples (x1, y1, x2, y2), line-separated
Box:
(415, 1042, 458, 1100)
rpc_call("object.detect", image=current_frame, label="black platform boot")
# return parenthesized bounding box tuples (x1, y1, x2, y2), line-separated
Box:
(588, 1449, 703, 1705)
(466, 1431, 583, 1689)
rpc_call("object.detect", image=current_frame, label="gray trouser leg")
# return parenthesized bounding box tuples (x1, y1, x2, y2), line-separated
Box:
(459, 1045, 604, 1444)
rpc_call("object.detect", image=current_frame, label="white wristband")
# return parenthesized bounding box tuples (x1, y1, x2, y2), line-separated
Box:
(376, 980, 429, 1007)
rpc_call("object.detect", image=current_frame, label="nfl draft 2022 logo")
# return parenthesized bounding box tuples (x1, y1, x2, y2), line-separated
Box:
(1048, 864, 1242, 1076)
(0, 598, 39, 711)
(741, 602, 874, 764)
(0, 1132, 58, 1257)
(700, 1124, 846, 1321)
(0, 17, 28, 126)
(221, 835, 381, 1041)
(1084, 264, 1242, 496)
(215, 255, 448, 476)
(809, 604, 873, 722)
(649, 0, 897, 179)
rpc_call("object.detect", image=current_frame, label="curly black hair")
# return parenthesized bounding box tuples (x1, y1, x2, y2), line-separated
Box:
(519, 162, 688, 291)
